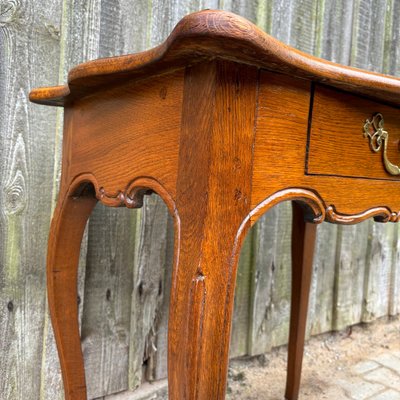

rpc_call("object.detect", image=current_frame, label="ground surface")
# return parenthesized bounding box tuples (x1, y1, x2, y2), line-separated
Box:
(107, 316, 400, 400)
(227, 316, 400, 399)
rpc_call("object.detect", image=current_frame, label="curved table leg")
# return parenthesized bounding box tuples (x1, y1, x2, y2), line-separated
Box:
(47, 185, 97, 400)
(285, 201, 317, 400)
(167, 216, 248, 400)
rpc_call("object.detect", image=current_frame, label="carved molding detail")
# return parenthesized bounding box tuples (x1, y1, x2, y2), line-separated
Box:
(250, 188, 400, 226)
(66, 174, 178, 219)
(326, 205, 400, 224)
(250, 188, 326, 225)
(69, 178, 400, 226)
(98, 186, 152, 209)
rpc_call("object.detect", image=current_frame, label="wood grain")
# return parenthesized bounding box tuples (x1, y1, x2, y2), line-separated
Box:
(285, 202, 317, 400)
(168, 60, 258, 399)
(61, 69, 184, 200)
(1, 2, 400, 400)
(131, 4, 193, 387)
(0, 1, 63, 399)
(308, 85, 400, 181)
(26, 6, 400, 400)
(252, 71, 400, 220)
(77, 1, 143, 396)
(30, 10, 400, 107)
(47, 179, 98, 400)
(40, 1, 104, 397)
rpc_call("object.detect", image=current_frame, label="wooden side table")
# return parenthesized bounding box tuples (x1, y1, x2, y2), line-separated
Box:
(30, 10, 400, 400)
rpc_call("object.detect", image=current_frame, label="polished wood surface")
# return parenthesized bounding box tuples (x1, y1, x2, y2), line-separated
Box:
(309, 85, 400, 181)
(47, 183, 97, 399)
(30, 9, 400, 400)
(285, 202, 317, 400)
(170, 60, 257, 398)
(30, 10, 400, 107)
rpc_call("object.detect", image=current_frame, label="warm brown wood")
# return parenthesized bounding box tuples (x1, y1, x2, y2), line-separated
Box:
(60, 70, 184, 202)
(29, 10, 400, 108)
(47, 180, 97, 400)
(168, 60, 258, 399)
(308, 85, 400, 181)
(252, 71, 400, 225)
(285, 202, 317, 400)
(30, 9, 400, 400)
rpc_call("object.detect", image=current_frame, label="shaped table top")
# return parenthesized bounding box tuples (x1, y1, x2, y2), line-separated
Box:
(30, 9, 400, 107)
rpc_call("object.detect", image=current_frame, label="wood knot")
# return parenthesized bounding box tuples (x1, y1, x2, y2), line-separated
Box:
(4, 170, 26, 215)
(234, 189, 242, 201)
(233, 157, 241, 170)
(234, 188, 247, 203)
(159, 86, 167, 99)
(44, 23, 60, 40)
(0, 1, 20, 26)
(138, 282, 143, 297)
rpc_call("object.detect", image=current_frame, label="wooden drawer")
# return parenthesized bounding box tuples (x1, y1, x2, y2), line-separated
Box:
(307, 85, 400, 181)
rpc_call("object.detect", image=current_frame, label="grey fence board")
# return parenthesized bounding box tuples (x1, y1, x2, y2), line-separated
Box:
(248, 204, 293, 356)
(305, 0, 354, 337)
(0, 1, 63, 399)
(391, 225, 400, 315)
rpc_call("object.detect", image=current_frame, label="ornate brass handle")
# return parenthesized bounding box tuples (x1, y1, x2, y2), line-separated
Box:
(363, 113, 400, 176)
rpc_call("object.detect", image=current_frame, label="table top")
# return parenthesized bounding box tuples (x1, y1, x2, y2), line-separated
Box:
(30, 9, 400, 107)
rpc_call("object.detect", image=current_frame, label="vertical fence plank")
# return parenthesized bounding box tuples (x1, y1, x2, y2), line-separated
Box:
(126, 0, 182, 390)
(360, 0, 400, 323)
(347, 0, 394, 327)
(307, 0, 354, 336)
(307, 224, 338, 335)
(248, 205, 293, 355)
(333, 224, 370, 329)
(382, 0, 400, 318)
(82, 204, 137, 398)
(40, 0, 103, 398)
(230, 233, 254, 357)
(390, 225, 400, 316)
(72, 1, 149, 397)
(129, 0, 227, 387)
(319, 0, 354, 65)
(128, 197, 170, 389)
(363, 223, 395, 321)
(151, 215, 175, 381)
(0, 1, 63, 399)
(247, 0, 326, 355)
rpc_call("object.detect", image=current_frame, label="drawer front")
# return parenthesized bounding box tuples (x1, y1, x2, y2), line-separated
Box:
(307, 85, 400, 181)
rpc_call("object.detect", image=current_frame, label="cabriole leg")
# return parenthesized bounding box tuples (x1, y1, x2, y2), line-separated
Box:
(47, 184, 97, 400)
(167, 216, 248, 400)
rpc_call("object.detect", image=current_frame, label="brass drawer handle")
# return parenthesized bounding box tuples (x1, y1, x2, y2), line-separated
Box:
(363, 113, 400, 176)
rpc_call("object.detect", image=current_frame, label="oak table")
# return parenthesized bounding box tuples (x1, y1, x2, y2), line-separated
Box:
(30, 10, 400, 400)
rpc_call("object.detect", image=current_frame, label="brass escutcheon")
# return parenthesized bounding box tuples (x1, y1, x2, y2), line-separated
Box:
(363, 113, 400, 176)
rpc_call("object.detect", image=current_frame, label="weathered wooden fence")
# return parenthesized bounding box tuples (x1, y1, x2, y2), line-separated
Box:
(0, 0, 399, 399)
